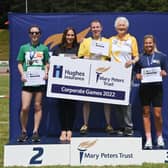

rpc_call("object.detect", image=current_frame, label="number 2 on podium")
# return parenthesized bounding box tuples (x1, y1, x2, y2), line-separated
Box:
(29, 147, 44, 164)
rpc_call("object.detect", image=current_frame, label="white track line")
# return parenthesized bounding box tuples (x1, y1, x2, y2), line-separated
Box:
(0, 121, 8, 124)
(0, 95, 9, 98)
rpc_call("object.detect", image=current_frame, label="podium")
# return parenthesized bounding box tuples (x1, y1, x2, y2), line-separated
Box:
(4, 132, 168, 167)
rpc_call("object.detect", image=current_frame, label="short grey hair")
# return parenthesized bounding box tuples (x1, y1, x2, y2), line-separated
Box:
(114, 16, 129, 28)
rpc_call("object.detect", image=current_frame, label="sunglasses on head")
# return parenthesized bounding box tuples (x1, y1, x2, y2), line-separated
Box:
(29, 32, 40, 35)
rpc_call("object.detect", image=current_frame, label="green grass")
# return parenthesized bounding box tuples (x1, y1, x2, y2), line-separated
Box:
(0, 74, 9, 167)
(0, 29, 9, 60)
(2, 165, 168, 168)
(0, 75, 9, 95)
(1, 29, 168, 167)
(4, 164, 164, 167)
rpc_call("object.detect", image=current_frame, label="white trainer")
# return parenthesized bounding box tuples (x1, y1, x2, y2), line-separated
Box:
(144, 139, 152, 149)
(157, 136, 165, 148)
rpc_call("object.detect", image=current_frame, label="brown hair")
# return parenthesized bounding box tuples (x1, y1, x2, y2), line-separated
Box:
(90, 19, 102, 27)
(28, 25, 41, 34)
(60, 27, 78, 49)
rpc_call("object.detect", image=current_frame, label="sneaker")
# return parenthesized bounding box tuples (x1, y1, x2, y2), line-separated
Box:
(31, 132, 40, 142)
(17, 132, 28, 142)
(105, 125, 114, 134)
(116, 128, 124, 135)
(157, 136, 165, 148)
(144, 139, 152, 149)
(80, 124, 88, 134)
(124, 127, 134, 136)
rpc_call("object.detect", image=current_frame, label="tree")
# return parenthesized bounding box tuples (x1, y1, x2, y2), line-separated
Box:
(1, 0, 168, 28)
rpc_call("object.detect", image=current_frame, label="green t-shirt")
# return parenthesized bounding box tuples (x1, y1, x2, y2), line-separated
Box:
(17, 43, 49, 71)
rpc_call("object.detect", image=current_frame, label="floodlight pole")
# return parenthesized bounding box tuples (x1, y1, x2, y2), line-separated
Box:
(25, 0, 28, 13)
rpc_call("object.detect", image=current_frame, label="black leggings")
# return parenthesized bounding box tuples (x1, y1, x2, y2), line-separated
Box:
(59, 99, 76, 131)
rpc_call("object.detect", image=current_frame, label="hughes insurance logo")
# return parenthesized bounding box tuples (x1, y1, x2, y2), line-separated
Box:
(77, 140, 97, 164)
(53, 65, 63, 78)
(96, 66, 110, 82)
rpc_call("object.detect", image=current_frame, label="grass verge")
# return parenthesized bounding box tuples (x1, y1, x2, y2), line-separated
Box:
(0, 29, 9, 61)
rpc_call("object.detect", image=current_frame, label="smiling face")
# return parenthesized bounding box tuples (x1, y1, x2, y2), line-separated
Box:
(90, 21, 102, 39)
(66, 29, 75, 45)
(29, 26, 41, 45)
(144, 37, 155, 54)
(115, 20, 128, 36)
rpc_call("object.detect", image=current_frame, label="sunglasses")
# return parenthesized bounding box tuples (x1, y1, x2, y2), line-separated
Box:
(29, 32, 40, 35)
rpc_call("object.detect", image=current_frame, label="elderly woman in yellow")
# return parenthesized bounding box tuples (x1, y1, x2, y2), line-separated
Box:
(110, 16, 139, 136)
(78, 19, 113, 134)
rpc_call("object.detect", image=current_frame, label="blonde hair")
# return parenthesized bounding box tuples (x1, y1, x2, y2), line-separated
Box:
(143, 34, 158, 52)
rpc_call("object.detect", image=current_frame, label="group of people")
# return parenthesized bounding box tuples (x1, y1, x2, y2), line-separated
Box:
(16, 16, 168, 150)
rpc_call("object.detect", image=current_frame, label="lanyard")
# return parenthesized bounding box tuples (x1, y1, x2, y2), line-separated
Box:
(28, 43, 39, 65)
(29, 43, 39, 60)
(147, 53, 155, 66)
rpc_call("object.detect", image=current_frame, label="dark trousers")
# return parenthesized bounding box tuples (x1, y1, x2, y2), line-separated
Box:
(59, 99, 76, 131)
(114, 104, 133, 129)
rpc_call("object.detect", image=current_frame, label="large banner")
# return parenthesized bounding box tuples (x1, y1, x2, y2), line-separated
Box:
(9, 13, 168, 143)
(47, 57, 132, 105)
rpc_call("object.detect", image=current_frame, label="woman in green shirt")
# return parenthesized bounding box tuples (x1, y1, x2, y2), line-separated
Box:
(17, 25, 49, 142)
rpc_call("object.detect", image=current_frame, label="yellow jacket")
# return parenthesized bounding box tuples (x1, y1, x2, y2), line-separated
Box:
(78, 37, 110, 60)
(110, 33, 139, 62)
